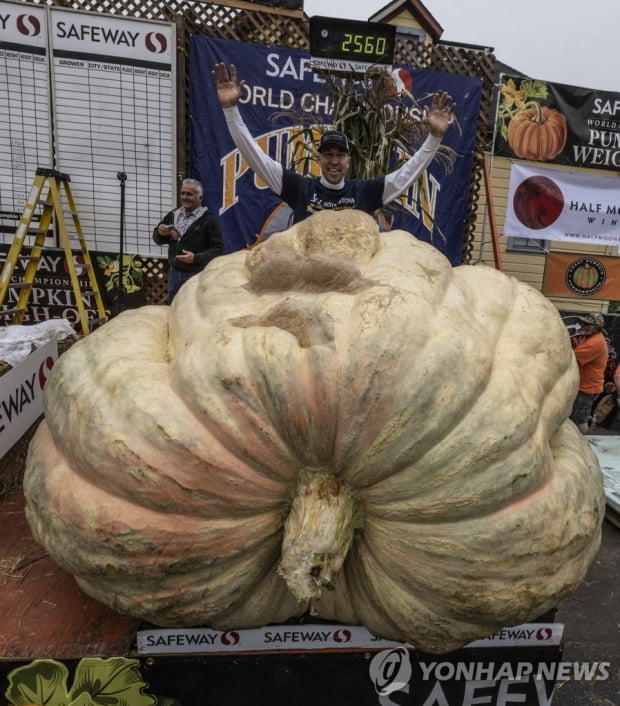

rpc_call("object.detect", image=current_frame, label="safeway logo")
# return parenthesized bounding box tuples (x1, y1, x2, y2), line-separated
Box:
(220, 631, 240, 646)
(333, 629, 352, 643)
(536, 627, 553, 641)
(391, 67, 414, 94)
(17, 14, 41, 37)
(38, 356, 55, 389)
(145, 31, 167, 54)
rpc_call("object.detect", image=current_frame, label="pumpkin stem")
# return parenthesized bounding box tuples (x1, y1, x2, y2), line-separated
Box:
(524, 100, 544, 124)
(278, 469, 361, 604)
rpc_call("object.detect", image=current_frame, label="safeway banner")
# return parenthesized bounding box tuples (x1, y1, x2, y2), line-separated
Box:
(495, 74, 620, 170)
(189, 36, 482, 266)
(137, 622, 563, 655)
(0, 338, 57, 459)
(544, 253, 620, 299)
(504, 162, 620, 247)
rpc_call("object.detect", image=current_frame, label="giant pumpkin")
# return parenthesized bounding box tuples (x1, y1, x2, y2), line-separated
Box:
(24, 210, 604, 654)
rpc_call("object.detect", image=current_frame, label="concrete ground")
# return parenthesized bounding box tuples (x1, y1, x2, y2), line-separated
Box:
(552, 513, 619, 705)
(551, 404, 620, 706)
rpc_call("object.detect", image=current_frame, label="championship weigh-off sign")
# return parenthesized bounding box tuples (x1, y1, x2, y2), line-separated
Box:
(495, 73, 620, 171)
(189, 36, 482, 266)
(0, 243, 147, 324)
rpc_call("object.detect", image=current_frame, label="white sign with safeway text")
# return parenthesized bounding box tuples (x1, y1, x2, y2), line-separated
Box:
(0, 338, 57, 459)
(137, 622, 564, 656)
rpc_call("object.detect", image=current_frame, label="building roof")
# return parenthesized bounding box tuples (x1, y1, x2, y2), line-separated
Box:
(368, 0, 443, 42)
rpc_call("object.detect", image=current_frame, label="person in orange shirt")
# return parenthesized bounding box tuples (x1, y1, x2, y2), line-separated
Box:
(569, 313, 609, 434)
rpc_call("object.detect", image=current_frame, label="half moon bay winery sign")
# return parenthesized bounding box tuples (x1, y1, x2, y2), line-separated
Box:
(504, 162, 620, 251)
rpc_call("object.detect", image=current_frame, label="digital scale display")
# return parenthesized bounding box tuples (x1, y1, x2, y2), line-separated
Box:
(309, 16, 396, 73)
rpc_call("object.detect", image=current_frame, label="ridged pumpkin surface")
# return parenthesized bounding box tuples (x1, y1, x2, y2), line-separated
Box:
(24, 209, 604, 654)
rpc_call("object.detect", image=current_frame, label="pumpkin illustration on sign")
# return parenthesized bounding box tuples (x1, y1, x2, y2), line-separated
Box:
(508, 104, 567, 161)
(513, 175, 564, 230)
(571, 263, 599, 289)
(498, 78, 568, 161)
(566, 257, 606, 296)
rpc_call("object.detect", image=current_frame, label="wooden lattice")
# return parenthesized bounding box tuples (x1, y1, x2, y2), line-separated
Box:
(142, 256, 169, 305)
(17, 0, 496, 264)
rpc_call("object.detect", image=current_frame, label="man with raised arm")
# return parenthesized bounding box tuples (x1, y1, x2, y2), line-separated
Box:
(211, 63, 455, 224)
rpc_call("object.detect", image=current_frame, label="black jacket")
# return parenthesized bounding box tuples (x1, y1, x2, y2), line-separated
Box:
(153, 207, 224, 273)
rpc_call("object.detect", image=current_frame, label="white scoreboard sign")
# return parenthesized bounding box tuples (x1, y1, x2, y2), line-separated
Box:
(0, 2, 176, 258)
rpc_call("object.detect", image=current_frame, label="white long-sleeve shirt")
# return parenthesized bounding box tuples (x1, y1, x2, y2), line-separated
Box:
(223, 105, 443, 220)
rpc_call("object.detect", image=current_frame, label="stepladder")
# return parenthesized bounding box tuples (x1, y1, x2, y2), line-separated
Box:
(0, 169, 108, 334)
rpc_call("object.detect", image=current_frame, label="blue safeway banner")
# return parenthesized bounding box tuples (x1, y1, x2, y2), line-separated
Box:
(189, 36, 482, 265)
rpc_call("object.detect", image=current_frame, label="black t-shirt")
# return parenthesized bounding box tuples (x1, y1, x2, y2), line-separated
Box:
(281, 169, 385, 223)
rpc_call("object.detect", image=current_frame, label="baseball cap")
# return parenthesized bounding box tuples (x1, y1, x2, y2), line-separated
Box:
(318, 131, 350, 152)
(578, 313, 605, 328)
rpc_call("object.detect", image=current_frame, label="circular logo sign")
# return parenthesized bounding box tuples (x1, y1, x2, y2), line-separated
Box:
(390, 67, 414, 94)
(17, 14, 41, 37)
(145, 32, 167, 54)
(220, 630, 239, 645)
(565, 257, 606, 295)
(536, 627, 553, 641)
(512, 175, 564, 230)
(369, 647, 412, 696)
(333, 629, 351, 643)
(38, 356, 55, 389)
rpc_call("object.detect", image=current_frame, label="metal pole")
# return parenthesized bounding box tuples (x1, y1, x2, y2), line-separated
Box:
(116, 171, 127, 312)
(476, 73, 504, 264)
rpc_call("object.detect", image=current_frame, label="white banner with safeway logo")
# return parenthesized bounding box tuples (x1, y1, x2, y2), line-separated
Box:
(0, 337, 57, 459)
(504, 162, 620, 247)
(136, 622, 563, 655)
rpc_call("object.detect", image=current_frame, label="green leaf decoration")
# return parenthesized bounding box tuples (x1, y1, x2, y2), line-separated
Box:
(70, 693, 98, 706)
(5, 659, 70, 706)
(69, 658, 156, 706)
(5, 658, 156, 706)
(526, 80, 549, 100)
